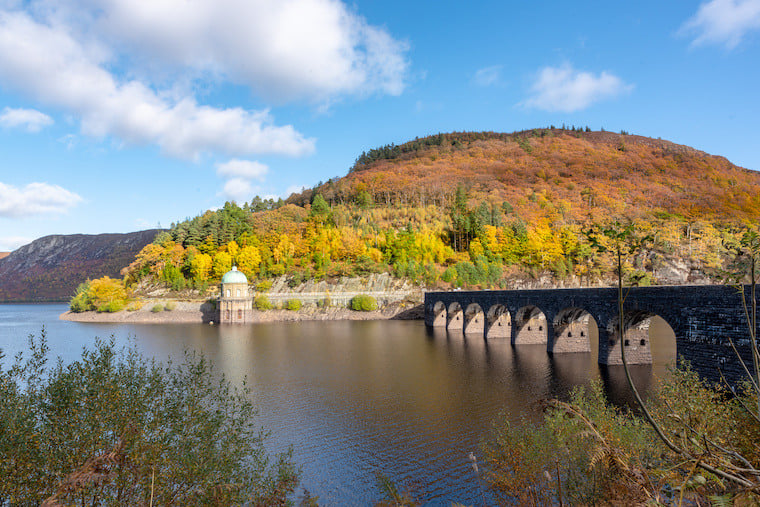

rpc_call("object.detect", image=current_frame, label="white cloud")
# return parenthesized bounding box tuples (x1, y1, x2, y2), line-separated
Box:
(522, 64, 633, 113)
(216, 159, 269, 181)
(0, 181, 82, 217)
(14, 0, 409, 103)
(0, 107, 53, 132)
(285, 184, 306, 197)
(222, 178, 257, 202)
(473, 65, 502, 87)
(680, 0, 760, 48)
(0, 10, 315, 160)
(0, 235, 31, 251)
(217, 159, 270, 201)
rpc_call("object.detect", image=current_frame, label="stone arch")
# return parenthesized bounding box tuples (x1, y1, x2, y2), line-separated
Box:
(601, 310, 657, 365)
(513, 305, 548, 345)
(551, 308, 593, 354)
(447, 302, 464, 331)
(464, 303, 485, 336)
(432, 301, 447, 327)
(486, 304, 511, 339)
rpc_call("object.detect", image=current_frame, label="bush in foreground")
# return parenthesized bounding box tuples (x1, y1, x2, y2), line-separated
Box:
(0, 331, 298, 505)
(482, 367, 760, 505)
(151, 304, 164, 313)
(351, 294, 378, 311)
(286, 299, 302, 311)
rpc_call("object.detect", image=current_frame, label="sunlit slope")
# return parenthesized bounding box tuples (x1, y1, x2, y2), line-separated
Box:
(292, 129, 760, 224)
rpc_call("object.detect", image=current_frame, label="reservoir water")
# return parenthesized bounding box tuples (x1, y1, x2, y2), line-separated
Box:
(0, 304, 676, 505)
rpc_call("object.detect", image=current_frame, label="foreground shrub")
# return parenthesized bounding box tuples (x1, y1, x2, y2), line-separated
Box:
(351, 294, 378, 311)
(151, 304, 164, 313)
(286, 299, 302, 311)
(164, 301, 176, 311)
(482, 368, 760, 505)
(254, 296, 272, 310)
(0, 331, 298, 505)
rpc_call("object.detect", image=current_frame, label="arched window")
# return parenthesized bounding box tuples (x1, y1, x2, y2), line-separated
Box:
(237, 309, 243, 320)
(236, 289, 241, 297)
(226, 289, 230, 297)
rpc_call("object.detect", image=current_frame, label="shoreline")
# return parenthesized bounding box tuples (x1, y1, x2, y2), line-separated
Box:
(60, 300, 424, 324)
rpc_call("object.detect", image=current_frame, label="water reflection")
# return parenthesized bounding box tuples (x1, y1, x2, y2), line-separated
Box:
(1, 305, 678, 506)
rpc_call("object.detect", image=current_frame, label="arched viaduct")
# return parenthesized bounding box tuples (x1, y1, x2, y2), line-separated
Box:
(425, 285, 759, 384)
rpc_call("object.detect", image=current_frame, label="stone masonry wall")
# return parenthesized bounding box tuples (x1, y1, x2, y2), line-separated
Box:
(425, 285, 758, 385)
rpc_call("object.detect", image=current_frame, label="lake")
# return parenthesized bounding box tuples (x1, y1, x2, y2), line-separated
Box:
(0, 304, 676, 505)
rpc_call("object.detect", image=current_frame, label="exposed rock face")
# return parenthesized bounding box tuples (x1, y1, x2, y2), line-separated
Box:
(0, 230, 160, 301)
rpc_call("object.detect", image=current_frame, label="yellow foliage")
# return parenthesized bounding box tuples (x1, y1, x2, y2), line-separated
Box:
(212, 251, 233, 279)
(88, 276, 128, 312)
(226, 240, 240, 262)
(237, 246, 262, 279)
(190, 253, 212, 282)
(273, 234, 296, 265)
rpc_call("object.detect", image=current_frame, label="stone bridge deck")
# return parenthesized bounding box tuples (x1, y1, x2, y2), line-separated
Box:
(425, 285, 758, 384)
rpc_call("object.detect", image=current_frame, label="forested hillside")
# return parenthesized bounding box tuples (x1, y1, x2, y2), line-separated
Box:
(121, 129, 760, 293)
(0, 230, 160, 301)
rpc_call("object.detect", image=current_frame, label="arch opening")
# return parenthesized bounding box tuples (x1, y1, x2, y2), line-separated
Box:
(447, 302, 464, 331)
(464, 303, 485, 337)
(486, 304, 511, 340)
(514, 306, 548, 345)
(602, 310, 667, 365)
(551, 308, 593, 354)
(432, 301, 447, 327)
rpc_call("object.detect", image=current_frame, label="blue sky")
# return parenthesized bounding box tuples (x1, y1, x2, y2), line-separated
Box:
(1, 0, 759, 251)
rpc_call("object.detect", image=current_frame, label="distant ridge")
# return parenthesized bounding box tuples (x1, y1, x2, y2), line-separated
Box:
(0, 230, 161, 301)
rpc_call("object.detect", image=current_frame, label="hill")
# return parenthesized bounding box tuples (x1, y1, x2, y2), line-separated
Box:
(289, 129, 760, 224)
(119, 129, 760, 294)
(0, 230, 161, 301)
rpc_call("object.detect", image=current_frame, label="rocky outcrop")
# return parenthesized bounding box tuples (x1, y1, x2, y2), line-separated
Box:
(0, 230, 160, 301)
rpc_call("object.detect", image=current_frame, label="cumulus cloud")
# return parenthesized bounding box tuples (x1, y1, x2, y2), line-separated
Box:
(522, 64, 633, 113)
(216, 159, 269, 181)
(473, 65, 502, 87)
(680, 0, 760, 48)
(0, 107, 53, 132)
(10, 0, 409, 103)
(222, 178, 257, 203)
(0, 10, 315, 160)
(216, 159, 270, 201)
(0, 181, 82, 217)
(0, 235, 31, 251)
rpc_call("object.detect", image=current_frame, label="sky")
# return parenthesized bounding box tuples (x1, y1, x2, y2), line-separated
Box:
(1, 0, 759, 251)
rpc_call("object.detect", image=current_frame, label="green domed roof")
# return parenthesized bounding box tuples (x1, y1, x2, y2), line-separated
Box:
(221, 266, 248, 284)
